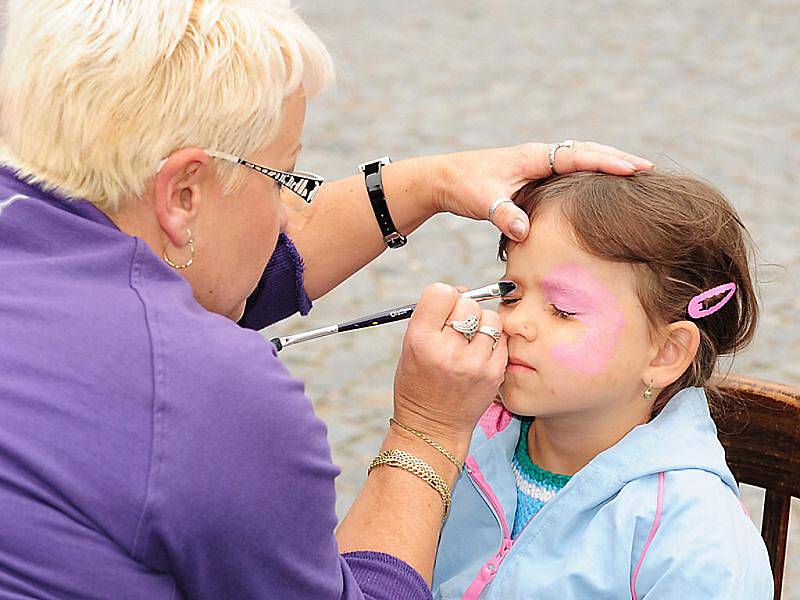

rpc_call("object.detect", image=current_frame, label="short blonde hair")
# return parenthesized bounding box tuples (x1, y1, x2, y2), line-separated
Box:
(0, 0, 334, 212)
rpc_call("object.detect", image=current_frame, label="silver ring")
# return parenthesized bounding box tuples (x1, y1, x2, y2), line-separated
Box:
(488, 198, 514, 224)
(446, 314, 480, 340)
(547, 139, 576, 175)
(476, 325, 502, 349)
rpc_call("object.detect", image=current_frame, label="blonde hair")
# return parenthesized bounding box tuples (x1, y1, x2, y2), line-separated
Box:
(0, 0, 334, 212)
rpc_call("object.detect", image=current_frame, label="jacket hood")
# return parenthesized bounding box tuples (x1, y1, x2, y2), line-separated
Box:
(588, 386, 738, 495)
(470, 386, 738, 504)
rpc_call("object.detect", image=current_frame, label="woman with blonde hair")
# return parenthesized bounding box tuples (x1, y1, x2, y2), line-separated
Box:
(0, 1, 651, 598)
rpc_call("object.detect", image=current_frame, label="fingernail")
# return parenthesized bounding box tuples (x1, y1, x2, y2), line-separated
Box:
(509, 218, 527, 240)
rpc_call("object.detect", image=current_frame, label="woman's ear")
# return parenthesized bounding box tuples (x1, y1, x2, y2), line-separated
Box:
(645, 321, 701, 390)
(153, 147, 213, 247)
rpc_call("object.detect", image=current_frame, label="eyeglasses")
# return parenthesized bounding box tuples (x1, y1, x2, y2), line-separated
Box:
(157, 148, 325, 203)
(205, 149, 324, 203)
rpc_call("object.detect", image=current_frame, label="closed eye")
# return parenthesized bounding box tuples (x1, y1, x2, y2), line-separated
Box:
(549, 304, 577, 320)
(500, 297, 521, 306)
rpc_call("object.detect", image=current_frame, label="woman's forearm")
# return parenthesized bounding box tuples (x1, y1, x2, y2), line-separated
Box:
(286, 157, 441, 301)
(286, 142, 654, 301)
(336, 427, 469, 585)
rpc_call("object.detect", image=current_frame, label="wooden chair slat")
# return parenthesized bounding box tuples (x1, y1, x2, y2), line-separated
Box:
(709, 373, 800, 600)
(762, 491, 791, 599)
(713, 375, 800, 497)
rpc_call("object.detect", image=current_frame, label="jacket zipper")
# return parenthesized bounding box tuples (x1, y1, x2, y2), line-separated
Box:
(462, 457, 514, 597)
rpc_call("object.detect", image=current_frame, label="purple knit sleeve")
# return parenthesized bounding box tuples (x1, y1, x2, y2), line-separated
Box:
(342, 552, 432, 600)
(238, 232, 312, 330)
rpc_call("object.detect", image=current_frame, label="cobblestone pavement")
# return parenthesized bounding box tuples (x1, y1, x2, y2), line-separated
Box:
(269, 1, 800, 595)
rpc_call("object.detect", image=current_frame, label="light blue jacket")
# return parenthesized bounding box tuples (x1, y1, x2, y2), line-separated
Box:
(433, 387, 773, 599)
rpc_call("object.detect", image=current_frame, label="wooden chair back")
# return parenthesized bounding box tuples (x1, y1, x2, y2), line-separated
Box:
(712, 374, 800, 600)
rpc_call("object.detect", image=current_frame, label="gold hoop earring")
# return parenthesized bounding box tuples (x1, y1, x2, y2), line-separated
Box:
(643, 378, 654, 401)
(163, 228, 195, 270)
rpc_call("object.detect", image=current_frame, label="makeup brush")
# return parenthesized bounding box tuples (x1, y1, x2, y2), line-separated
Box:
(270, 280, 516, 351)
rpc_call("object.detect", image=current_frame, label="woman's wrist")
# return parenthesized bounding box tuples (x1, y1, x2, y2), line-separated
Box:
(381, 426, 469, 487)
(391, 400, 476, 462)
(381, 156, 443, 231)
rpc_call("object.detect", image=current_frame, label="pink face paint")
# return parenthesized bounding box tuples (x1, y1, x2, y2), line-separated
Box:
(542, 264, 626, 376)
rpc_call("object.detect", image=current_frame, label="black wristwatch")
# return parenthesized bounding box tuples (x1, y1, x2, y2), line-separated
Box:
(358, 156, 407, 249)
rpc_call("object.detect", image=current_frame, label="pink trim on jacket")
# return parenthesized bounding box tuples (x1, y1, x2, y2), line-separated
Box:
(739, 498, 751, 518)
(462, 456, 513, 600)
(630, 472, 665, 600)
(478, 403, 513, 440)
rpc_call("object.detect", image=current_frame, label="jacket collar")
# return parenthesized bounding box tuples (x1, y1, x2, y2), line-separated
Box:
(465, 387, 738, 522)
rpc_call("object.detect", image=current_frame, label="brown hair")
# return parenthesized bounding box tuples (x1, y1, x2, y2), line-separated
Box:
(499, 170, 758, 416)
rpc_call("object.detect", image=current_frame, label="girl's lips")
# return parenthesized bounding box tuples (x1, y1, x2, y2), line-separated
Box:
(507, 359, 536, 373)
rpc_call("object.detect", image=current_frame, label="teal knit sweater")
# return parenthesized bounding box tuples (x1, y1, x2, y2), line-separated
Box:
(511, 419, 572, 538)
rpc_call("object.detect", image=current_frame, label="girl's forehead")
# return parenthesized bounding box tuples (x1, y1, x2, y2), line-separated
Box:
(505, 214, 639, 300)
(505, 210, 589, 275)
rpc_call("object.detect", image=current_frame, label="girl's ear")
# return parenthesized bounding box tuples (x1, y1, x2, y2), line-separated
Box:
(645, 321, 701, 390)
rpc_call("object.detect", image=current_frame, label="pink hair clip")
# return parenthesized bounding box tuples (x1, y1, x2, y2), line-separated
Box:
(687, 282, 737, 319)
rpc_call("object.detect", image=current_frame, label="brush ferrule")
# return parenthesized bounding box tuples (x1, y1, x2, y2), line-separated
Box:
(275, 325, 339, 350)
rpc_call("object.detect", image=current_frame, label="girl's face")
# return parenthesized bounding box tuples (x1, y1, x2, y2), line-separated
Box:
(499, 205, 658, 420)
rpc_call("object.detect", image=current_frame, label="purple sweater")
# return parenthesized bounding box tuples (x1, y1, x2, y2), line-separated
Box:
(0, 167, 431, 599)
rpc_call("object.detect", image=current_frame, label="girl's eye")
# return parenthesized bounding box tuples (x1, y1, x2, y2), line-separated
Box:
(549, 304, 577, 320)
(500, 297, 521, 306)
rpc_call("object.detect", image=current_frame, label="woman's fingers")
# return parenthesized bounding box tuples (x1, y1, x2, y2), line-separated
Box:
(395, 285, 506, 440)
(484, 141, 653, 241)
(470, 309, 507, 364)
(431, 141, 653, 245)
(554, 148, 637, 176)
(488, 197, 530, 242)
(552, 141, 654, 176)
(407, 282, 459, 334)
(580, 141, 655, 170)
(443, 296, 482, 345)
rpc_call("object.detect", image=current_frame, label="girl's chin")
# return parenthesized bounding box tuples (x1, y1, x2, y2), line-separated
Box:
(498, 385, 536, 417)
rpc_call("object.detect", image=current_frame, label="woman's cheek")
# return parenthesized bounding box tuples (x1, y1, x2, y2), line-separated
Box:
(228, 300, 247, 322)
(278, 204, 288, 231)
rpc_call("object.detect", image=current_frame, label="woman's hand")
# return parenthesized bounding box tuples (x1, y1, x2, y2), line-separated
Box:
(393, 283, 508, 454)
(338, 283, 506, 577)
(429, 141, 654, 242)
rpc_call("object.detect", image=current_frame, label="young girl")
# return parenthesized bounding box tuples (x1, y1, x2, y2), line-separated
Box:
(432, 171, 773, 599)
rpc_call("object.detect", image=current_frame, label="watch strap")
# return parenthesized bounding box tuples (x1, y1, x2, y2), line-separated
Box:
(359, 156, 407, 249)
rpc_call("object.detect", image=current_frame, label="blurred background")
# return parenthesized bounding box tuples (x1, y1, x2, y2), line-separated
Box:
(273, 0, 799, 595)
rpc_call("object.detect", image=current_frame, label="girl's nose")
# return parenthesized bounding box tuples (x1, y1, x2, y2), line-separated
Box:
(503, 302, 537, 342)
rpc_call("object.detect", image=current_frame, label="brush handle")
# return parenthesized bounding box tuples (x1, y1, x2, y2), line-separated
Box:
(337, 303, 416, 332)
(271, 281, 516, 352)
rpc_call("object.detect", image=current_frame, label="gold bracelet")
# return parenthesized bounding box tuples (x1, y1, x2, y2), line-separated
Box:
(368, 449, 452, 521)
(389, 418, 463, 471)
